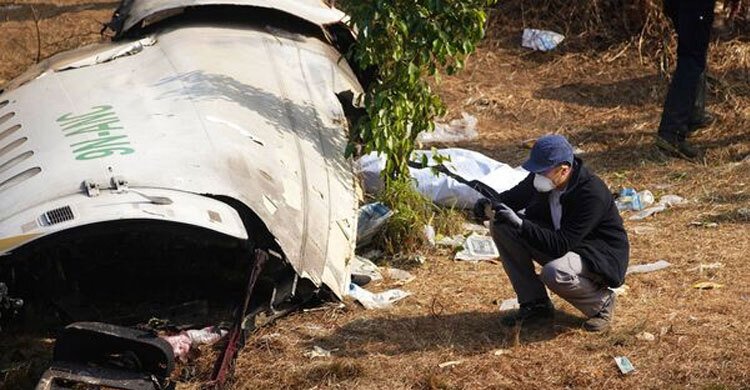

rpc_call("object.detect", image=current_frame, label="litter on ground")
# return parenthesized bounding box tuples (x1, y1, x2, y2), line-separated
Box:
(610, 284, 630, 296)
(454, 234, 500, 261)
(417, 112, 478, 144)
(627, 194, 687, 221)
(357, 202, 393, 247)
(626, 260, 671, 275)
(616, 188, 654, 211)
(521, 28, 565, 51)
(614, 356, 635, 374)
(347, 283, 412, 310)
(629, 205, 667, 221)
(350, 255, 383, 285)
(499, 298, 519, 311)
(304, 345, 334, 359)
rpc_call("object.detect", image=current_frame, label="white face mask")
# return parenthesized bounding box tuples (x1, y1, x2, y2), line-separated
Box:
(533, 173, 556, 192)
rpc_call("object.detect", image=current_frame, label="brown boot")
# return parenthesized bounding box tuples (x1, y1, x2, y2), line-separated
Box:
(584, 293, 615, 332)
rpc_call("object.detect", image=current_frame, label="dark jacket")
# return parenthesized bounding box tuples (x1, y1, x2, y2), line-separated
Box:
(498, 157, 629, 287)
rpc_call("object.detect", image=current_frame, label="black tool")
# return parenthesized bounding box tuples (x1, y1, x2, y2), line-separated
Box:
(406, 160, 503, 202)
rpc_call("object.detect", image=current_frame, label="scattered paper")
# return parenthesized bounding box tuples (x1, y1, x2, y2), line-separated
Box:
(493, 349, 512, 356)
(347, 283, 411, 310)
(499, 298, 520, 311)
(305, 345, 334, 359)
(455, 234, 500, 261)
(626, 260, 671, 275)
(610, 284, 630, 296)
(614, 356, 635, 374)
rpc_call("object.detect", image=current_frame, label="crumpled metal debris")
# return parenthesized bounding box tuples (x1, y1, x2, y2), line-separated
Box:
(0, 282, 23, 331)
(56, 37, 157, 71)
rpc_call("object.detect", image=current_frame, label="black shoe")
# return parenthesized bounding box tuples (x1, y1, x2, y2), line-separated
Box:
(688, 112, 716, 137)
(501, 299, 554, 327)
(655, 135, 704, 161)
(583, 293, 616, 332)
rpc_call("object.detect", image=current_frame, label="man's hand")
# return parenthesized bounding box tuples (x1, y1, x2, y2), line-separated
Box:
(493, 203, 523, 229)
(473, 198, 493, 221)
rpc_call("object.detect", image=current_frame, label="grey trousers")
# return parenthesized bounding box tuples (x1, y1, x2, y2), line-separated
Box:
(491, 223, 611, 317)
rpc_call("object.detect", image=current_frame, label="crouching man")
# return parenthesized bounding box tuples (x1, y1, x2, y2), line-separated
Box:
(475, 135, 629, 332)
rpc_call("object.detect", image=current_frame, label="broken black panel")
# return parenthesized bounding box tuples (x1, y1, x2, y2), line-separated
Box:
(37, 322, 175, 390)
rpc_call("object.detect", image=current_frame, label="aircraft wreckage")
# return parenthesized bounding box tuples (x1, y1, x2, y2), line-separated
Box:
(0, 0, 368, 387)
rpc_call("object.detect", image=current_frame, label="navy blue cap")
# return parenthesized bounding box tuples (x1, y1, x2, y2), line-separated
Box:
(521, 134, 574, 173)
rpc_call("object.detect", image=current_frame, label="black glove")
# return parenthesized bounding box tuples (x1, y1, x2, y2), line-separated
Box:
(493, 203, 523, 229)
(473, 198, 492, 221)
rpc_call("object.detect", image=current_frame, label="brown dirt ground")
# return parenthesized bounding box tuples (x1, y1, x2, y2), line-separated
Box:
(1, 2, 749, 389)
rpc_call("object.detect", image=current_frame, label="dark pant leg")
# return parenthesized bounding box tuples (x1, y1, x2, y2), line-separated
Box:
(691, 70, 707, 123)
(491, 222, 552, 305)
(658, 0, 715, 141)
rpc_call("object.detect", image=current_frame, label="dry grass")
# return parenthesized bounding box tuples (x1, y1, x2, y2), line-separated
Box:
(1, 1, 749, 389)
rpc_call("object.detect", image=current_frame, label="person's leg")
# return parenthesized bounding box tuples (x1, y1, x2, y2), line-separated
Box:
(491, 223, 549, 305)
(539, 252, 611, 317)
(692, 69, 708, 123)
(687, 70, 716, 135)
(657, 0, 715, 158)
